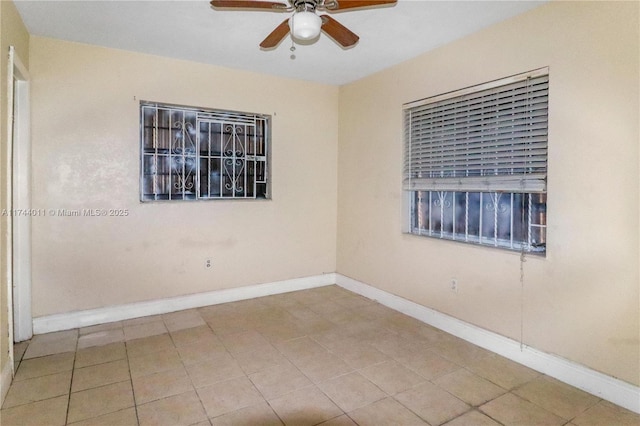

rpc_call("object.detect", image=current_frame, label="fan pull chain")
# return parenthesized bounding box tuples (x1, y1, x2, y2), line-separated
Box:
(290, 36, 296, 60)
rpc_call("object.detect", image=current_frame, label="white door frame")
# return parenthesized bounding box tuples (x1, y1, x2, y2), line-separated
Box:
(8, 45, 32, 348)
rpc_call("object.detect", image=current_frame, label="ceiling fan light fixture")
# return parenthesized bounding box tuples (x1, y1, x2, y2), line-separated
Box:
(289, 11, 322, 40)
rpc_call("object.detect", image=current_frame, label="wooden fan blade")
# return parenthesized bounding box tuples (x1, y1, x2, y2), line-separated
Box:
(321, 15, 359, 47)
(210, 0, 286, 10)
(326, 0, 397, 11)
(260, 19, 291, 49)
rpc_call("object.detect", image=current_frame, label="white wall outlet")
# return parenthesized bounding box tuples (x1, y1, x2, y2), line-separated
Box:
(205, 258, 212, 269)
(450, 278, 458, 292)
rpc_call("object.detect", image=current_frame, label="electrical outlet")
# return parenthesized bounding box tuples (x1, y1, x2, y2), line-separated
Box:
(450, 278, 458, 292)
(205, 258, 212, 269)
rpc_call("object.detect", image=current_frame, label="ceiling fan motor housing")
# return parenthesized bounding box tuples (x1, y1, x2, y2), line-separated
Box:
(292, 0, 320, 12)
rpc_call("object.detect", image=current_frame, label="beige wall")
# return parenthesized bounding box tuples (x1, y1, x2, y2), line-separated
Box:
(13, 0, 640, 393)
(29, 37, 338, 317)
(337, 1, 639, 386)
(0, 0, 29, 390)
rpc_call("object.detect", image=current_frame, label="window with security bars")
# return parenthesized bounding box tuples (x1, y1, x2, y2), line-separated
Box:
(140, 102, 270, 201)
(403, 68, 548, 253)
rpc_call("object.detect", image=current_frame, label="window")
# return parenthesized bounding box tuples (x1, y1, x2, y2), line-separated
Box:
(140, 102, 270, 201)
(403, 68, 548, 254)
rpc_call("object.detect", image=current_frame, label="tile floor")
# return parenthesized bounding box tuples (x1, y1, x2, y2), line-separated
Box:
(1, 285, 639, 426)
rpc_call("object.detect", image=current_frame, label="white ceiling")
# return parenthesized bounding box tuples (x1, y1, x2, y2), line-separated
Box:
(14, 0, 544, 86)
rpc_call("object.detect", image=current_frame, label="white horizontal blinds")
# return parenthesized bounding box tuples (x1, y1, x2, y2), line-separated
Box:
(404, 69, 548, 193)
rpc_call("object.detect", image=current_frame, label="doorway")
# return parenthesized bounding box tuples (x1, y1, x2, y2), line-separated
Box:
(8, 46, 32, 356)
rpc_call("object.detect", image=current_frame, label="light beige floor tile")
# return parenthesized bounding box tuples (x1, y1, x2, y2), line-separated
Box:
(233, 345, 289, 375)
(333, 294, 374, 310)
(13, 341, 30, 364)
(310, 328, 355, 349)
(2, 370, 71, 408)
(359, 360, 425, 395)
(258, 322, 308, 343)
(395, 381, 470, 426)
(258, 293, 304, 308)
(467, 354, 540, 390)
(68, 407, 138, 426)
(295, 316, 336, 335)
(77, 328, 125, 349)
(196, 376, 265, 418)
(317, 372, 387, 413)
(433, 368, 507, 406)
(397, 349, 461, 379)
(133, 366, 194, 404)
(128, 347, 183, 378)
(276, 336, 328, 359)
(306, 285, 352, 301)
(170, 325, 216, 347)
(442, 409, 502, 426)
(308, 301, 351, 319)
(67, 380, 134, 424)
(176, 335, 228, 365)
(72, 359, 131, 392)
(198, 303, 238, 318)
(23, 330, 78, 359)
(14, 352, 75, 381)
(123, 314, 163, 327)
(340, 319, 388, 342)
(357, 303, 397, 321)
(571, 400, 640, 425)
(0, 395, 68, 426)
(209, 402, 283, 426)
(513, 375, 601, 420)
(124, 320, 168, 341)
(219, 330, 272, 355)
(479, 392, 566, 425)
(75, 341, 127, 368)
(285, 305, 328, 322)
(185, 354, 245, 388)
(291, 351, 353, 383)
(137, 390, 207, 426)
(287, 289, 335, 306)
(79, 321, 123, 336)
(326, 310, 368, 327)
(162, 309, 206, 332)
(126, 333, 175, 358)
(383, 313, 450, 345)
(317, 415, 358, 426)
(225, 298, 269, 313)
(29, 329, 78, 344)
(249, 362, 313, 400)
(326, 339, 389, 369)
(366, 332, 426, 360)
(204, 313, 254, 336)
(348, 397, 428, 425)
(245, 306, 294, 326)
(269, 385, 343, 426)
(429, 338, 493, 367)
(7, 297, 637, 426)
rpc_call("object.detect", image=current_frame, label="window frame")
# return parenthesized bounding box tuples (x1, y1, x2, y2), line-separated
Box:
(402, 68, 549, 254)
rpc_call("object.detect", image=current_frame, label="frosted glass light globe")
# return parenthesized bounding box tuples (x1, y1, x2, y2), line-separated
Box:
(289, 11, 322, 40)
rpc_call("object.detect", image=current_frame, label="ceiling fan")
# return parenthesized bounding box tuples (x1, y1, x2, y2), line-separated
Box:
(210, 0, 397, 49)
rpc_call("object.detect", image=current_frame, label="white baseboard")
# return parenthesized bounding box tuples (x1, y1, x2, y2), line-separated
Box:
(30, 271, 639, 414)
(33, 273, 336, 334)
(1, 359, 13, 407)
(335, 273, 640, 415)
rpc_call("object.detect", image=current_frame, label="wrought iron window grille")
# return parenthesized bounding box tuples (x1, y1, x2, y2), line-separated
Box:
(140, 102, 271, 201)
